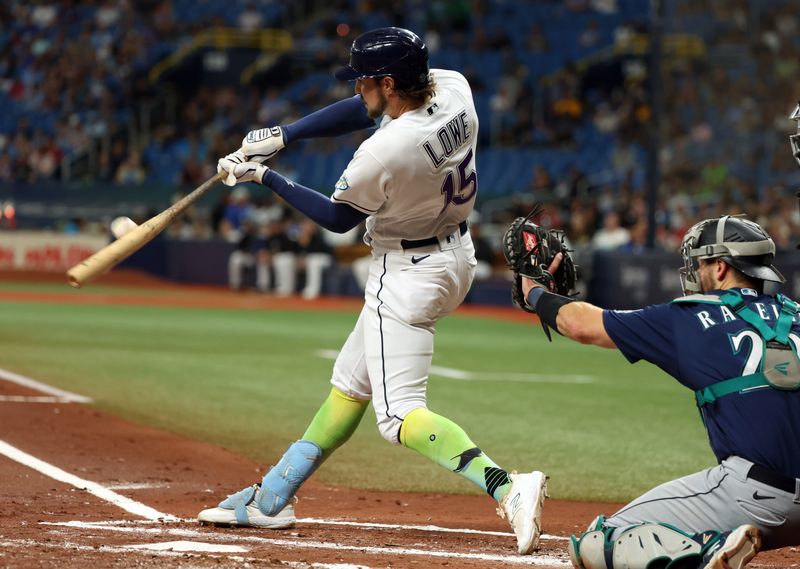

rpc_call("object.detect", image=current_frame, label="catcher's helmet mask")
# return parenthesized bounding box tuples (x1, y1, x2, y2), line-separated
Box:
(790, 102, 800, 249)
(790, 102, 800, 168)
(334, 27, 430, 90)
(679, 215, 785, 295)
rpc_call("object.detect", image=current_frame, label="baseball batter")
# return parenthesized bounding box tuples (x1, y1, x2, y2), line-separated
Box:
(519, 215, 800, 569)
(198, 27, 547, 555)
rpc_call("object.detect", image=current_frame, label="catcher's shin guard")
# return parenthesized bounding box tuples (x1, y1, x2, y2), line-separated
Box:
(569, 519, 734, 569)
(568, 516, 613, 569)
(258, 440, 323, 516)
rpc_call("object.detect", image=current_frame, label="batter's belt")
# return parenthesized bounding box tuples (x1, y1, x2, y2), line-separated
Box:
(400, 220, 468, 250)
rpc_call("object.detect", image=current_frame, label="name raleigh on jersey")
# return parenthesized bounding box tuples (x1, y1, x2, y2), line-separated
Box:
(688, 288, 800, 330)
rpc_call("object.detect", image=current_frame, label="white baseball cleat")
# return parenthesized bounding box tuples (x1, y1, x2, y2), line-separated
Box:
(703, 524, 762, 569)
(498, 470, 548, 554)
(198, 484, 296, 529)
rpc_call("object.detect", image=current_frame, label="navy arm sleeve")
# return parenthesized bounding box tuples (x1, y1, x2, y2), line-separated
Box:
(262, 170, 368, 233)
(281, 96, 375, 143)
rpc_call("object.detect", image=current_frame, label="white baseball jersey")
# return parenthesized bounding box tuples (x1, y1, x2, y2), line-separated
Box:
(328, 68, 480, 443)
(331, 69, 479, 249)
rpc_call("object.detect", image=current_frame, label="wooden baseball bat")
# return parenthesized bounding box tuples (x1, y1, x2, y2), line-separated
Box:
(66, 171, 225, 288)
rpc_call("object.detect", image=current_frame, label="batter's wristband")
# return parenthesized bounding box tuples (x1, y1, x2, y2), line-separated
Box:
(526, 288, 573, 334)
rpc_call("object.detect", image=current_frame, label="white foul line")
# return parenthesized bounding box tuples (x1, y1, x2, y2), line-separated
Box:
(0, 440, 177, 522)
(0, 395, 76, 403)
(43, 521, 570, 566)
(0, 367, 93, 403)
(316, 350, 593, 384)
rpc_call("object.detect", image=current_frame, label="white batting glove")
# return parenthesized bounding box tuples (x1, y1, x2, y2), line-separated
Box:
(241, 126, 286, 162)
(217, 151, 269, 187)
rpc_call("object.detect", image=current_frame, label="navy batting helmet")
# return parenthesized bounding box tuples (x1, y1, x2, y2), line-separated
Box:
(679, 215, 785, 294)
(334, 27, 429, 89)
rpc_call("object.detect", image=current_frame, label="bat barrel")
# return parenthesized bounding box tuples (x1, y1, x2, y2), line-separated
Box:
(66, 172, 224, 288)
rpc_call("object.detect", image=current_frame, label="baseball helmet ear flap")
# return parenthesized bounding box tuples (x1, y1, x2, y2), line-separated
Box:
(334, 27, 430, 89)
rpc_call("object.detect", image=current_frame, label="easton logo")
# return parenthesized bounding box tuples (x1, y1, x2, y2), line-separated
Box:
(774, 362, 790, 375)
(523, 231, 539, 252)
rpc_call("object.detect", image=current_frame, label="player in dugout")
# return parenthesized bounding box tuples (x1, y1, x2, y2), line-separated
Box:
(197, 27, 548, 555)
(515, 106, 800, 569)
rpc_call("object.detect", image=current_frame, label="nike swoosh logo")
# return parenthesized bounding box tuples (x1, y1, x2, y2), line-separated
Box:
(753, 491, 775, 501)
(411, 255, 431, 264)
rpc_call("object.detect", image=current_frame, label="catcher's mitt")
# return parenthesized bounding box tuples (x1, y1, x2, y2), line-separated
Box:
(503, 205, 578, 314)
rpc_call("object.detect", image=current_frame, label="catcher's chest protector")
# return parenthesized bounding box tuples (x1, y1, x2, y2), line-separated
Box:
(674, 291, 800, 407)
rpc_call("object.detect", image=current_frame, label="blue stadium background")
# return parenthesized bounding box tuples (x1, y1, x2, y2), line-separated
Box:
(2, 0, 800, 305)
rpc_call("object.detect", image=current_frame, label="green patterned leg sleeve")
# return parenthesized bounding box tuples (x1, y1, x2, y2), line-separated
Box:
(400, 407, 512, 502)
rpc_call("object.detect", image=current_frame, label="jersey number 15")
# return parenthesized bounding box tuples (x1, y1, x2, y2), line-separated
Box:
(439, 148, 477, 214)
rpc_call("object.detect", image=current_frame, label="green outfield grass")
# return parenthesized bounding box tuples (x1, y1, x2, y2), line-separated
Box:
(0, 292, 714, 503)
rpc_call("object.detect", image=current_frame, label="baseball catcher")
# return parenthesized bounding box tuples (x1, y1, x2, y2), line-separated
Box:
(503, 205, 577, 338)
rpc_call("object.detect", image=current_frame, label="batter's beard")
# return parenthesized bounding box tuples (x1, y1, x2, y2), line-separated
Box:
(365, 91, 388, 119)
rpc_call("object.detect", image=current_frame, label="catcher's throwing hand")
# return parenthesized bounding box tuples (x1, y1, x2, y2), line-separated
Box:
(521, 254, 562, 301)
(217, 151, 269, 187)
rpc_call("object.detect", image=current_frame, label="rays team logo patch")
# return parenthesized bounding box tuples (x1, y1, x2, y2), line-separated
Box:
(523, 230, 539, 252)
(335, 174, 350, 191)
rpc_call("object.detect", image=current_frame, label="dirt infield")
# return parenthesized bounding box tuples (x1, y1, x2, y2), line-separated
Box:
(1, 272, 798, 568)
(0, 377, 588, 568)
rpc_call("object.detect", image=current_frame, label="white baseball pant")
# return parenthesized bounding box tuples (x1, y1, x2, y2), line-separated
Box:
(330, 229, 477, 443)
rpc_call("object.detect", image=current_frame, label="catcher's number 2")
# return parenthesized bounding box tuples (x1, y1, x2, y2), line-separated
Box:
(732, 329, 800, 374)
(439, 148, 477, 214)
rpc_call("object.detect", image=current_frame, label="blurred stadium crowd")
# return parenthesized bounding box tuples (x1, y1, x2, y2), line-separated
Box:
(2, 0, 800, 290)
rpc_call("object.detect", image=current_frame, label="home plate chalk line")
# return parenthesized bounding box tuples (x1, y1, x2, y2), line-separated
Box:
(44, 517, 567, 541)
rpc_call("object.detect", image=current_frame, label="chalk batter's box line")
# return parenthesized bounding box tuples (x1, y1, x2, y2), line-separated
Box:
(41, 520, 572, 567)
